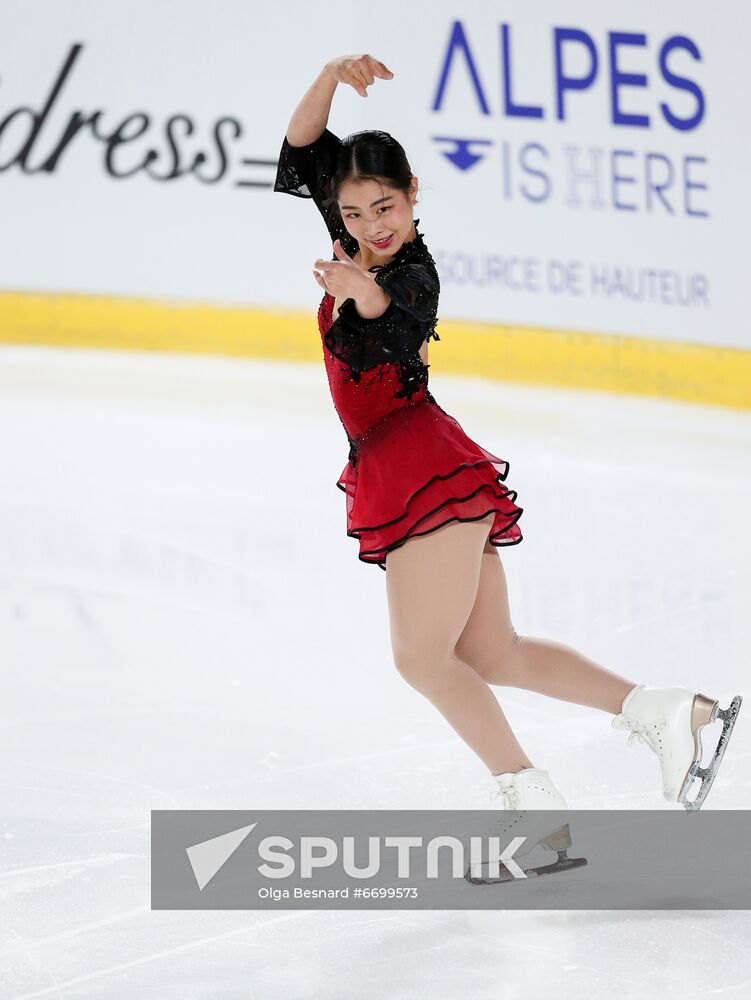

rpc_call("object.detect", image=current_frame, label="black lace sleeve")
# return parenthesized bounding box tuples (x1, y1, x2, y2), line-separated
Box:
(273, 128, 347, 243)
(323, 259, 441, 400)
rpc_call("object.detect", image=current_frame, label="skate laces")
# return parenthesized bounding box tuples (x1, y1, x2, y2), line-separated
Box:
(489, 774, 520, 810)
(616, 714, 668, 756)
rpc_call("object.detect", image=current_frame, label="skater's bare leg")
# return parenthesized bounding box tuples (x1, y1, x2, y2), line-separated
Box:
(385, 514, 534, 775)
(455, 544, 637, 714)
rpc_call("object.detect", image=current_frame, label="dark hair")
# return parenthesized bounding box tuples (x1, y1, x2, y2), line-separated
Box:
(321, 130, 417, 218)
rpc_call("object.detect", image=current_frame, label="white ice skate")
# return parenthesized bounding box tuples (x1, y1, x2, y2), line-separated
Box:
(611, 685, 743, 810)
(464, 768, 587, 885)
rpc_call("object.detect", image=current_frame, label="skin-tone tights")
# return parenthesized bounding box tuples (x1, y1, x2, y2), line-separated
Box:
(385, 513, 637, 776)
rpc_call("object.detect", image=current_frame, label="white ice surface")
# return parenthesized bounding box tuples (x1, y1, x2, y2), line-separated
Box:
(1, 345, 749, 998)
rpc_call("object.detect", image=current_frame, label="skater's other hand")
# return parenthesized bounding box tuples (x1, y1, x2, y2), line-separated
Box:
(324, 55, 394, 97)
(312, 239, 374, 298)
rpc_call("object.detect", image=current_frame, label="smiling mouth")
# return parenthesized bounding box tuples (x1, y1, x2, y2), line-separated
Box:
(370, 235, 394, 248)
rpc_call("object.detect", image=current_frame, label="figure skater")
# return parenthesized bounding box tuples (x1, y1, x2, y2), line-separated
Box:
(273, 54, 742, 871)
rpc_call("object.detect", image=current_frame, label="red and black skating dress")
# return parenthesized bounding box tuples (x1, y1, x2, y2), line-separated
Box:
(274, 127, 524, 571)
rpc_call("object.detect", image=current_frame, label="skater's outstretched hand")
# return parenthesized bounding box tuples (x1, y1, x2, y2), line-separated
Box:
(325, 54, 394, 98)
(313, 239, 376, 299)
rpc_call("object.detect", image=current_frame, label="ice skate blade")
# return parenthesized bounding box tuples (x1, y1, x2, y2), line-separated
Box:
(464, 850, 588, 886)
(678, 694, 742, 811)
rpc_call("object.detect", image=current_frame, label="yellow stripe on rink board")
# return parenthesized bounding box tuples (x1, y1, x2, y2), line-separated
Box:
(0, 290, 749, 410)
(440, 317, 751, 411)
(0, 291, 323, 364)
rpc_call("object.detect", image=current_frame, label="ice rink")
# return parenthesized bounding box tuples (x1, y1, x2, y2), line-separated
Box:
(1, 344, 750, 998)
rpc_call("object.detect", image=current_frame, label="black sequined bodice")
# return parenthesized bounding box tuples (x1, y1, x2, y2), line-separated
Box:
(274, 127, 443, 462)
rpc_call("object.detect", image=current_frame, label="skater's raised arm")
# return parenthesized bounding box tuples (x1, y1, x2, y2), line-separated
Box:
(284, 56, 394, 148)
(275, 56, 395, 243)
(284, 65, 337, 149)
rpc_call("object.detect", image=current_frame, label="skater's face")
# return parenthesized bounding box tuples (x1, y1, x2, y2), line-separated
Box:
(337, 176, 419, 257)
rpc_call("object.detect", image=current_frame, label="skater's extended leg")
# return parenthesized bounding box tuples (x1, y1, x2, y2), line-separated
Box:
(455, 544, 637, 714)
(385, 514, 534, 775)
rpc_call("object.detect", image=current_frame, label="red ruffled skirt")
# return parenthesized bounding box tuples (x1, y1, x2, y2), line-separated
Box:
(336, 398, 524, 570)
